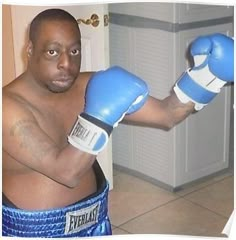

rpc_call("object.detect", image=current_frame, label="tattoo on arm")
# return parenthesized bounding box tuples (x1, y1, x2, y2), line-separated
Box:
(10, 119, 58, 162)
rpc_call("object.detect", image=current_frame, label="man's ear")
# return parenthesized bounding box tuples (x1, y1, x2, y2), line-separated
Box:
(26, 41, 33, 58)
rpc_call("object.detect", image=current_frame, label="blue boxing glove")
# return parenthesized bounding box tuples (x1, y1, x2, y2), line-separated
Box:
(174, 33, 234, 110)
(68, 66, 149, 154)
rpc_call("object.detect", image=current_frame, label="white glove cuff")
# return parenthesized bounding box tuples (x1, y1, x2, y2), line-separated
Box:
(173, 84, 206, 111)
(68, 115, 109, 155)
(189, 65, 225, 93)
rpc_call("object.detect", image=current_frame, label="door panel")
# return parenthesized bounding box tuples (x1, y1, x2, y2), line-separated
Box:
(2, 5, 16, 86)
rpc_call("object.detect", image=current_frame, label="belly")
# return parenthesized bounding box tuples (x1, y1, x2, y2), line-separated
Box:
(3, 167, 97, 210)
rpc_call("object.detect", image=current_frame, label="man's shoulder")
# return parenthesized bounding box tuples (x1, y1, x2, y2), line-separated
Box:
(3, 85, 36, 123)
(3, 76, 27, 102)
(78, 71, 94, 83)
(73, 71, 95, 94)
(3, 86, 29, 107)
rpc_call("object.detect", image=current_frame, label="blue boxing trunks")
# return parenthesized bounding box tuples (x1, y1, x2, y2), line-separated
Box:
(2, 161, 112, 238)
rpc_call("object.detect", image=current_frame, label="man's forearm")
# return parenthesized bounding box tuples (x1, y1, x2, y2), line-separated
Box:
(161, 91, 195, 129)
(122, 93, 194, 130)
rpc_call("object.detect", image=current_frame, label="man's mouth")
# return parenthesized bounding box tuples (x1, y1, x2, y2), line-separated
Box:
(53, 76, 73, 88)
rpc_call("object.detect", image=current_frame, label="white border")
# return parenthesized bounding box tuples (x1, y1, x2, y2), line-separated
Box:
(1, 0, 236, 6)
(1, 0, 235, 240)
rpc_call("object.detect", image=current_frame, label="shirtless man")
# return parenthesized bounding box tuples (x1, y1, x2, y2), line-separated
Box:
(2, 8, 234, 238)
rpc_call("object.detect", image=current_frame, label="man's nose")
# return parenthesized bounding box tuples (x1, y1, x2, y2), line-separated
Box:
(57, 52, 70, 70)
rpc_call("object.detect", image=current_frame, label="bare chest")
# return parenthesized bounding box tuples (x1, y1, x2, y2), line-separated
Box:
(33, 95, 85, 147)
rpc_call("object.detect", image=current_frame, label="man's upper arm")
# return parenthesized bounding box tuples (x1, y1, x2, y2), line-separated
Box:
(3, 96, 59, 173)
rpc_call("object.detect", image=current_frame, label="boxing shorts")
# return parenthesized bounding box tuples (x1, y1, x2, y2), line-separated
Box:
(2, 161, 112, 238)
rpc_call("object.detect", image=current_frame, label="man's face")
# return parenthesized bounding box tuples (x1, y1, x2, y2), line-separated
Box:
(28, 20, 82, 93)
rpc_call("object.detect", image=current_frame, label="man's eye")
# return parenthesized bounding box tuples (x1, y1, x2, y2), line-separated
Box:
(70, 49, 80, 56)
(47, 50, 58, 56)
